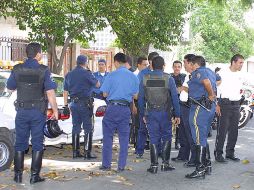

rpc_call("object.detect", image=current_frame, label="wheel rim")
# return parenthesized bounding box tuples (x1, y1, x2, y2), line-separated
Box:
(0, 142, 9, 168)
(239, 108, 247, 127)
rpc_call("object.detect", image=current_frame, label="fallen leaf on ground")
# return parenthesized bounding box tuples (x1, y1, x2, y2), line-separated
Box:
(242, 159, 250, 164)
(43, 171, 58, 179)
(0, 184, 9, 189)
(73, 168, 82, 172)
(89, 171, 102, 177)
(132, 159, 141, 163)
(122, 181, 134, 186)
(125, 166, 133, 171)
(232, 184, 241, 189)
(116, 176, 127, 181)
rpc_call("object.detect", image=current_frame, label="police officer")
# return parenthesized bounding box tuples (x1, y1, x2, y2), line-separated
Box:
(100, 53, 139, 172)
(136, 52, 159, 158)
(170, 60, 186, 150)
(139, 56, 180, 174)
(7, 42, 58, 184)
(185, 56, 216, 179)
(214, 54, 244, 163)
(63, 55, 100, 160)
(92, 59, 109, 100)
(171, 55, 197, 167)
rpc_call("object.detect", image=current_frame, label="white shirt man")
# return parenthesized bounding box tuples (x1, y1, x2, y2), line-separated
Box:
(214, 54, 244, 163)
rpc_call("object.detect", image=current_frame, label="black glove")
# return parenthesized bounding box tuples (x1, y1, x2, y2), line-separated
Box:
(63, 105, 70, 115)
(205, 99, 213, 110)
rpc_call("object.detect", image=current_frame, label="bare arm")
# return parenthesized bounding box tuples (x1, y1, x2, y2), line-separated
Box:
(202, 79, 215, 101)
(46, 89, 58, 120)
(63, 90, 68, 106)
(96, 81, 100, 88)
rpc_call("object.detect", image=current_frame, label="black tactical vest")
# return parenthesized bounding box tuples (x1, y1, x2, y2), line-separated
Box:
(143, 73, 172, 112)
(13, 64, 48, 112)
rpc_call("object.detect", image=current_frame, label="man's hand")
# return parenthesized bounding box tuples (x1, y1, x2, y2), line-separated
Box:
(216, 105, 221, 116)
(131, 103, 138, 115)
(63, 105, 70, 115)
(174, 117, 180, 125)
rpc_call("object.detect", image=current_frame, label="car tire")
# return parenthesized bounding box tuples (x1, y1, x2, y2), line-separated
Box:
(0, 132, 14, 171)
(238, 108, 251, 129)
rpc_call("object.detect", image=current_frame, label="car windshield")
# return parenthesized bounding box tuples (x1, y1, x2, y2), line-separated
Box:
(0, 71, 64, 97)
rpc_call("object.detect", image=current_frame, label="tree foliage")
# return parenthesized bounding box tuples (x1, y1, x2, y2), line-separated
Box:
(100, 0, 188, 56)
(5, 0, 106, 74)
(181, 0, 254, 63)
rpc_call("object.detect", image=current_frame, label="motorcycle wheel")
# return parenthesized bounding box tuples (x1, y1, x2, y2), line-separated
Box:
(238, 107, 251, 129)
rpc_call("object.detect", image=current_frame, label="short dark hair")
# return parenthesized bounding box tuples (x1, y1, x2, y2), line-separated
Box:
(137, 56, 147, 65)
(184, 54, 195, 62)
(192, 55, 206, 66)
(26, 42, 42, 58)
(126, 55, 132, 66)
(152, 56, 165, 70)
(173, 60, 182, 67)
(230, 54, 244, 65)
(148, 52, 159, 61)
(114, 53, 127, 64)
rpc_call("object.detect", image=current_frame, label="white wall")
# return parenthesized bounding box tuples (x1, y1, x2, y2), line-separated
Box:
(0, 17, 29, 38)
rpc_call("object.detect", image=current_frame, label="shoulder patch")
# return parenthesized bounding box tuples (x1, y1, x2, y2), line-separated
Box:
(196, 72, 201, 79)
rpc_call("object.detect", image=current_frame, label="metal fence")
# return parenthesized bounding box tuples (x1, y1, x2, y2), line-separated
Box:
(0, 37, 28, 61)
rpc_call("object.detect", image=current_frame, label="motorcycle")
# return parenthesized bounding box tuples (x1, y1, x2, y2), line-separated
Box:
(211, 96, 254, 130)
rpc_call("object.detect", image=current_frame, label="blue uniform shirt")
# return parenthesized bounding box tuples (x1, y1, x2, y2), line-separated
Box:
(64, 65, 98, 98)
(137, 67, 151, 83)
(100, 66, 139, 103)
(92, 71, 109, 95)
(188, 66, 216, 100)
(7, 58, 57, 91)
(171, 73, 186, 88)
(138, 70, 180, 117)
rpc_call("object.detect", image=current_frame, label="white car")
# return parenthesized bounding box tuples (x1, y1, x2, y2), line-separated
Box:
(0, 70, 106, 171)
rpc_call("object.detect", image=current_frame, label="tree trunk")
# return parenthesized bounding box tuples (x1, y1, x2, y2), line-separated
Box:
(47, 38, 71, 75)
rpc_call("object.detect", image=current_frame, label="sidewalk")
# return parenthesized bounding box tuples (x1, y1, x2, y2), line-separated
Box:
(0, 119, 254, 190)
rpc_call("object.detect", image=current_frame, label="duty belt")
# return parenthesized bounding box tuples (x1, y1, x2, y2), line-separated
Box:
(14, 100, 46, 113)
(70, 96, 89, 104)
(109, 100, 130, 107)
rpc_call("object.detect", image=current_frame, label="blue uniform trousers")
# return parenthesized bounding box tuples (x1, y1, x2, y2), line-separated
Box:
(102, 105, 131, 169)
(15, 109, 46, 151)
(136, 114, 148, 155)
(178, 104, 195, 161)
(189, 103, 216, 147)
(70, 102, 93, 134)
(146, 111, 172, 145)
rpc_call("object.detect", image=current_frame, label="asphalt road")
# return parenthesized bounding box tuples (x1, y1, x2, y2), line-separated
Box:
(1, 118, 254, 190)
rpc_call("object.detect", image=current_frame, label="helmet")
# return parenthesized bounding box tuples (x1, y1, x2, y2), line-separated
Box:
(44, 120, 64, 138)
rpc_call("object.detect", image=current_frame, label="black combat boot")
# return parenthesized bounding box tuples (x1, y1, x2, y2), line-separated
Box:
(72, 134, 83, 159)
(84, 132, 97, 160)
(205, 143, 212, 175)
(147, 144, 158, 174)
(30, 151, 45, 184)
(14, 151, 24, 183)
(161, 141, 175, 171)
(185, 145, 206, 179)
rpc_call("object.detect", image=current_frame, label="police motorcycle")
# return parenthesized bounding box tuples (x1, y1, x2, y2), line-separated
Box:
(211, 95, 254, 131)
(238, 97, 254, 129)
